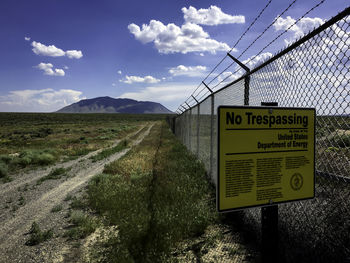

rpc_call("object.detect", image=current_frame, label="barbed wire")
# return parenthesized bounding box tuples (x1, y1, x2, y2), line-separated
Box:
(202, 0, 273, 83)
(177, 0, 327, 113)
(237, 0, 299, 60)
(206, 0, 300, 90)
(207, 0, 299, 89)
(177, 0, 272, 112)
(246, 0, 326, 63)
(204, 0, 326, 97)
(229, 0, 273, 53)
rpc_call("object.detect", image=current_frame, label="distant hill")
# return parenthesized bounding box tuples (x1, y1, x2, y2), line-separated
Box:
(56, 96, 173, 114)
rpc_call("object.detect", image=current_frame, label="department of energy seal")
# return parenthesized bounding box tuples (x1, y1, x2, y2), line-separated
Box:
(290, 173, 303, 191)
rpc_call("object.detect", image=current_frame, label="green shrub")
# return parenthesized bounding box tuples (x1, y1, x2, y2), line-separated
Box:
(36, 167, 67, 185)
(69, 147, 90, 157)
(64, 194, 73, 201)
(14, 149, 57, 168)
(17, 156, 32, 167)
(50, 167, 66, 176)
(0, 162, 8, 178)
(18, 195, 25, 206)
(90, 140, 129, 162)
(25, 222, 53, 246)
(0, 154, 12, 164)
(35, 153, 55, 165)
(70, 196, 86, 209)
(65, 211, 98, 239)
(330, 134, 350, 148)
(51, 204, 63, 213)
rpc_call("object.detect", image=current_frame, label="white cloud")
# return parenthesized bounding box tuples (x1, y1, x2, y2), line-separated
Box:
(64, 65, 69, 69)
(128, 20, 231, 54)
(169, 65, 207, 77)
(31, 41, 83, 59)
(118, 70, 122, 75)
(24, 36, 31, 41)
(66, 50, 83, 59)
(31, 41, 65, 57)
(0, 88, 85, 112)
(217, 71, 237, 85)
(273, 16, 324, 45)
(182, 5, 245, 26)
(120, 75, 161, 84)
(244, 52, 273, 69)
(119, 83, 195, 110)
(35, 62, 65, 76)
(112, 83, 116, 87)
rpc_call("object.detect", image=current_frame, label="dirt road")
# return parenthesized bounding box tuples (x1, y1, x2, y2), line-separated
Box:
(0, 124, 153, 263)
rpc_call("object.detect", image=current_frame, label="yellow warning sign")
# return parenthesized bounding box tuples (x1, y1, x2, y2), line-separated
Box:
(217, 106, 315, 212)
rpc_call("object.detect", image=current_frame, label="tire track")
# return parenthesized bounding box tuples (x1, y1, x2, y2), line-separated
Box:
(0, 124, 153, 262)
(0, 124, 147, 196)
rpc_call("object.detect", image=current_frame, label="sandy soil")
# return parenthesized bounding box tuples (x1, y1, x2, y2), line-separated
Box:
(0, 124, 153, 263)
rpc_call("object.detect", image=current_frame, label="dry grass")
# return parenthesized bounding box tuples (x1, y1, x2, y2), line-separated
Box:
(86, 122, 217, 262)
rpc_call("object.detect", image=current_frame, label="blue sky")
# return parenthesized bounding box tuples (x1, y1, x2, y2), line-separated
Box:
(0, 0, 348, 112)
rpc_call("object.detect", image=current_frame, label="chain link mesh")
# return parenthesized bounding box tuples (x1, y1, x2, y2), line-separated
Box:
(175, 10, 350, 262)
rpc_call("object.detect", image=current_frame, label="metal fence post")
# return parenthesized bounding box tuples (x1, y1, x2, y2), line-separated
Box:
(244, 75, 250, 106)
(210, 94, 215, 180)
(197, 104, 200, 158)
(227, 53, 250, 106)
(188, 107, 192, 151)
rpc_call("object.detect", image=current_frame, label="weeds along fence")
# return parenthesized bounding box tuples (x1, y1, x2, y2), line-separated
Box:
(173, 7, 350, 262)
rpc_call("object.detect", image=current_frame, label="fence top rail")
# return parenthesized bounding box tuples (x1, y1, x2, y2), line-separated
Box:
(176, 6, 350, 117)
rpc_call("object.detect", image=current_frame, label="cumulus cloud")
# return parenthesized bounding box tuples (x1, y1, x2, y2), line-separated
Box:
(118, 70, 122, 75)
(169, 65, 207, 77)
(24, 36, 31, 41)
(0, 88, 85, 112)
(182, 5, 245, 26)
(31, 41, 65, 57)
(35, 62, 65, 76)
(244, 52, 273, 68)
(120, 75, 161, 84)
(66, 50, 83, 59)
(128, 20, 231, 54)
(273, 16, 324, 45)
(31, 41, 83, 59)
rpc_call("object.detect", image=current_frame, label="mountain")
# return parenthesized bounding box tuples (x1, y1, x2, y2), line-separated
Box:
(56, 96, 173, 114)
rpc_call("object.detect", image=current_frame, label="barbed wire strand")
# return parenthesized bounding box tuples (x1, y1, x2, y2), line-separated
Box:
(229, 0, 273, 53)
(211, 0, 326, 91)
(177, 0, 273, 112)
(237, 0, 299, 59)
(208, 0, 299, 87)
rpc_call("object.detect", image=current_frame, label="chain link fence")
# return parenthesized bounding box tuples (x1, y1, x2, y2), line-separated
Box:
(174, 7, 350, 262)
